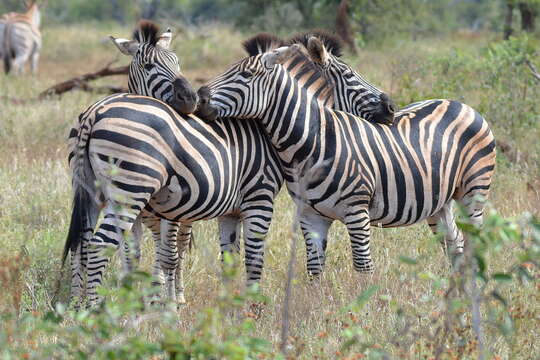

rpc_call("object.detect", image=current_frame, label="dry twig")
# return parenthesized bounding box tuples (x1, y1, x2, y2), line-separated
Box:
(525, 59, 540, 83)
(38, 60, 128, 99)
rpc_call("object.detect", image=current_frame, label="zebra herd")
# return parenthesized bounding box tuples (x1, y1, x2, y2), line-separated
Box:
(0, 1, 41, 74)
(30, 19, 493, 307)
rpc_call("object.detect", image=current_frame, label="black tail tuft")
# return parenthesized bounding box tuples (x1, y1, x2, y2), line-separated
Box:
(3, 55, 10, 74)
(62, 186, 91, 266)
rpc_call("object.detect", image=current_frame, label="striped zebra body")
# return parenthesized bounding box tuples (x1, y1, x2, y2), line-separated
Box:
(0, 1, 41, 74)
(66, 93, 284, 306)
(205, 45, 496, 276)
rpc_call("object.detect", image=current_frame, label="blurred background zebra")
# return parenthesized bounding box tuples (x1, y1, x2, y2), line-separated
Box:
(0, 0, 42, 74)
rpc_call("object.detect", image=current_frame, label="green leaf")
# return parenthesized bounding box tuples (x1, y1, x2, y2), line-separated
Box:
(492, 273, 512, 282)
(349, 285, 379, 312)
(398, 256, 418, 265)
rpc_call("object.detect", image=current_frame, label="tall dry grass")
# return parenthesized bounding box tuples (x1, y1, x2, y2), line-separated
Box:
(0, 24, 538, 359)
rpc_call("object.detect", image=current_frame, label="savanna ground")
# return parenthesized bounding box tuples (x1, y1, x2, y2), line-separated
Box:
(0, 23, 539, 359)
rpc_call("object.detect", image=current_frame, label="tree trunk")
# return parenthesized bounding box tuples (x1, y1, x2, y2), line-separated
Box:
(518, 2, 537, 32)
(110, 0, 124, 25)
(295, 0, 314, 27)
(142, 0, 161, 20)
(504, 2, 514, 40)
(336, 0, 358, 54)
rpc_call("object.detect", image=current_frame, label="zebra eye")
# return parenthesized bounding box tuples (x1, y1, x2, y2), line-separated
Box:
(144, 64, 153, 71)
(239, 71, 253, 79)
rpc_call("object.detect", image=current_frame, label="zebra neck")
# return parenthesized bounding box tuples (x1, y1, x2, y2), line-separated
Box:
(259, 69, 326, 172)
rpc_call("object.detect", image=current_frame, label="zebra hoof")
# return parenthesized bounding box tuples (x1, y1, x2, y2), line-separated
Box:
(354, 261, 374, 273)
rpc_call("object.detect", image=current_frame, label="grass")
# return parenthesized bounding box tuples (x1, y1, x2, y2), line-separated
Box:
(0, 23, 539, 359)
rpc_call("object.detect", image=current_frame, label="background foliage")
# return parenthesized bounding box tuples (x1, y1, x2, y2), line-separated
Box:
(0, 0, 538, 39)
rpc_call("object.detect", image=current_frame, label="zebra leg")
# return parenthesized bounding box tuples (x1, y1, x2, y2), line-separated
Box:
(218, 215, 242, 281)
(30, 50, 39, 74)
(345, 208, 374, 273)
(85, 202, 142, 306)
(219, 215, 241, 255)
(426, 201, 464, 256)
(158, 219, 180, 303)
(458, 193, 486, 228)
(69, 233, 89, 309)
(175, 223, 192, 305)
(243, 212, 272, 286)
(140, 214, 165, 297)
(12, 52, 30, 75)
(299, 212, 332, 278)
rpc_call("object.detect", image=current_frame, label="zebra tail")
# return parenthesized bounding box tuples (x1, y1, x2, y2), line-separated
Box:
(62, 114, 100, 266)
(62, 184, 91, 266)
(2, 22, 12, 74)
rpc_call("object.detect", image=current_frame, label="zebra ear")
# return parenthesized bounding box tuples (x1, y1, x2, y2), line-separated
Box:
(261, 44, 300, 69)
(307, 36, 330, 66)
(110, 36, 139, 56)
(157, 28, 173, 49)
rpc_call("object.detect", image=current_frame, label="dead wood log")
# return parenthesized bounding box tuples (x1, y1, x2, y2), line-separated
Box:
(38, 60, 129, 99)
(1, 60, 129, 105)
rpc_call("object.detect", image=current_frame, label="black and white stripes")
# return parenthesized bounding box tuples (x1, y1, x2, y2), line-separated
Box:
(205, 43, 496, 276)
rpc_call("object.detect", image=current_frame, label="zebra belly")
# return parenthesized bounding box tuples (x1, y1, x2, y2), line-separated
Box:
(147, 182, 242, 222)
(367, 187, 449, 228)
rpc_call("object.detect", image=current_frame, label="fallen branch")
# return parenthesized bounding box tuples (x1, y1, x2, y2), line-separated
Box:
(38, 60, 129, 99)
(1, 60, 129, 105)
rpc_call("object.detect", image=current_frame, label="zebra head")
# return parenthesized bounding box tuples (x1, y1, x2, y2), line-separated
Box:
(110, 21, 198, 114)
(203, 44, 330, 121)
(288, 31, 396, 125)
(197, 33, 288, 121)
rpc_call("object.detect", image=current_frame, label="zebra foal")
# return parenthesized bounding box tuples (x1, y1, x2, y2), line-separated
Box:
(0, 0, 41, 74)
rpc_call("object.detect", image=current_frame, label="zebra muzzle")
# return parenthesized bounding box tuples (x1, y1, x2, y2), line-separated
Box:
(170, 77, 198, 115)
(194, 86, 219, 121)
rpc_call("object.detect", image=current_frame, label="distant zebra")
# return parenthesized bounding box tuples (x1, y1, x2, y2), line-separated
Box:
(0, 0, 41, 74)
(202, 41, 496, 276)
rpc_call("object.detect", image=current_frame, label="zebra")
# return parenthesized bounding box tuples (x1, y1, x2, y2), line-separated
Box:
(64, 32, 288, 307)
(200, 41, 496, 277)
(0, 0, 41, 74)
(66, 21, 199, 306)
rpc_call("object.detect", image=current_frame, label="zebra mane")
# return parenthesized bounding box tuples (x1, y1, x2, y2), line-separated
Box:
(133, 20, 160, 45)
(243, 33, 285, 57)
(287, 29, 343, 57)
(285, 47, 335, 106)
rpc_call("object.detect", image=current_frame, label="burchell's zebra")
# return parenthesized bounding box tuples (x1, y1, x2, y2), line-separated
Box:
(201, 41, 496, 276)
(66, 21, 200, 306)
(64, 33, 290, 307)
(0, 0, 41, 74)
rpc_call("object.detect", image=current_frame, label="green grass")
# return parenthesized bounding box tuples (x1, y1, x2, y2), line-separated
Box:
(0, 24, 539, 359)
